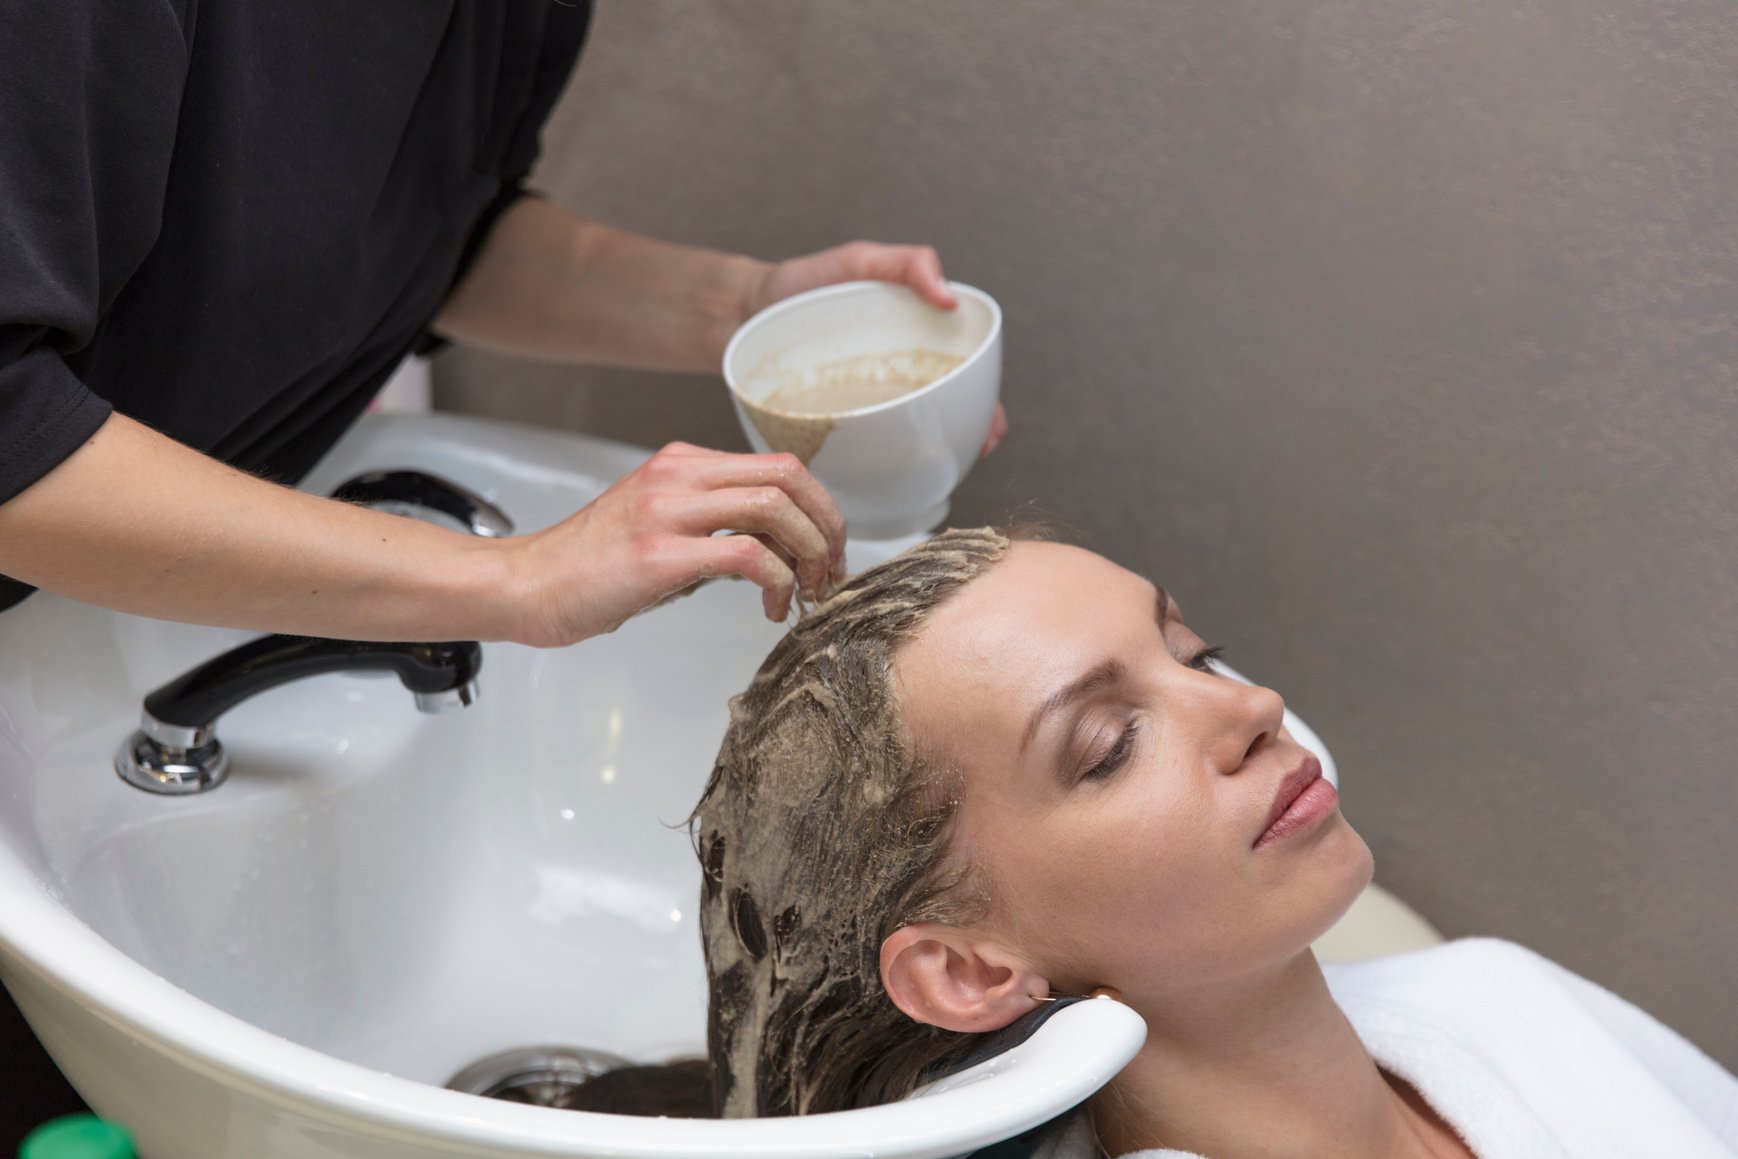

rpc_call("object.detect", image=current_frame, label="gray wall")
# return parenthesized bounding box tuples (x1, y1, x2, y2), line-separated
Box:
(435, 2, 1738, 1066)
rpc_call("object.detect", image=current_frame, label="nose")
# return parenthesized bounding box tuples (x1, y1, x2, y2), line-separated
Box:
(1210, 670, 1287, 773)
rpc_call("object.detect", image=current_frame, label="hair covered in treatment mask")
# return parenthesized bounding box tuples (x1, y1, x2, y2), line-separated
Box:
(692, 526, 1014, 1118)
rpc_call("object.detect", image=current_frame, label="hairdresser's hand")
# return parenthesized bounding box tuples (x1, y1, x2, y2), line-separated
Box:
(750, 241, 1008, 456)
(753, 240, 956, 314)
(504, 443, 847, 646)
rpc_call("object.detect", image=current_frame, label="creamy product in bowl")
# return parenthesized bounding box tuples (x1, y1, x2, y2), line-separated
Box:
(756, 349, 965, 416)
(737, 348, 965, 464)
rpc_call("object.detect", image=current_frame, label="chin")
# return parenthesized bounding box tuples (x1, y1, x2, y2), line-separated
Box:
(1258, 818, 1375, 962)
(1311, 821, 1376, 939)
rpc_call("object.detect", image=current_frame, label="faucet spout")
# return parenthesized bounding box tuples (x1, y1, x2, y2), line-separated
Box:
(330, 470, 513, 538)
(118, 636, 483, 795)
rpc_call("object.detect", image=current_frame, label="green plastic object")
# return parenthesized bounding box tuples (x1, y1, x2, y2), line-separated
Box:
(18, 1115, 136, 1159)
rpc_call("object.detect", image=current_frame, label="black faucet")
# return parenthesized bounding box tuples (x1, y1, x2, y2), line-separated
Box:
(329, 469, 513, 537)
(116, 635, 483, 794)
(115, 468, 499, 795)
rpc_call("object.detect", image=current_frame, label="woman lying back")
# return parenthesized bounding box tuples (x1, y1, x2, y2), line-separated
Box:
(691, 528, 1738, 1158)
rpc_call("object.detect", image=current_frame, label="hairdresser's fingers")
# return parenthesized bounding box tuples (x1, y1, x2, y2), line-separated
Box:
(755, 242, 958, 315)
(741, 531, 846, 603)
(673, 488, 832, 595)
(747, 532, 802, 583)
(676, 533, 799, 622)
(980, 401, 1008, 457)
(834, 241, 957, 311)
(910, 248, 959, 312)
(684, 452, 847, 577)
(722, 533, 826, 606)
(700, 533, 810, 600)
(646, 444, 844, 582)
(856, 243, 956, 311)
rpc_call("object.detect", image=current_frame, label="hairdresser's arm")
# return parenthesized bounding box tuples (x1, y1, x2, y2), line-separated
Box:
(0, 413, 843, 645)
(432, 199, 1008, 452)
(430, 197, 958, 371)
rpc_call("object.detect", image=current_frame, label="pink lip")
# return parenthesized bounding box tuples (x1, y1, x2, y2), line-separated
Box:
(1253, 755, 1336, 849)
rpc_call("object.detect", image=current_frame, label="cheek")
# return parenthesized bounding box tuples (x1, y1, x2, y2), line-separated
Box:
(975, 781, 1231, 981)
(1093, 787, 1246, 959)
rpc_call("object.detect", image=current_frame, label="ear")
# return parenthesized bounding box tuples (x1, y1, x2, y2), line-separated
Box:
(880, 923, 1050, 1034)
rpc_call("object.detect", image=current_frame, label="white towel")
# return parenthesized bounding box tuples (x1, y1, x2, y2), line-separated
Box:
(1033, 938, 1738, 1159)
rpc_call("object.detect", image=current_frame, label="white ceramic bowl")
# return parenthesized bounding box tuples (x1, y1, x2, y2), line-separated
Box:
(723, 281, 1002, 540)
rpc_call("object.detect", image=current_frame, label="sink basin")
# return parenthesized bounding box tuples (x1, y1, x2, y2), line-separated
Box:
(1, 415, 1157, 1158)
(0, 413, 1436, 1158)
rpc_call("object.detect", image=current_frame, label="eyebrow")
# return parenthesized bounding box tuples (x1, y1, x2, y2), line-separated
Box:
(1019, 659, 1124, 756)
(1016, 583, 1171, 757)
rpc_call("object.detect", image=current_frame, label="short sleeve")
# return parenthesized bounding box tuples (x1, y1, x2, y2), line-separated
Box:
(417, 0, 591, 355)
(0, 0, 190, 503)
(414, 183, 540, 357)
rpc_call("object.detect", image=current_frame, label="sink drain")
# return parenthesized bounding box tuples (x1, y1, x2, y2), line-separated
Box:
(446, 1045, 632, 1109)
(447, 1047, 715, 1117)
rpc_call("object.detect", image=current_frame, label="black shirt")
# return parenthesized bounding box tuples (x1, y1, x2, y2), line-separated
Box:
(0, 0, 591, 611)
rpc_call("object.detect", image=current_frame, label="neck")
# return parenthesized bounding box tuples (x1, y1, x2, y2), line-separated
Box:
(1089, 951, 1420, 1159)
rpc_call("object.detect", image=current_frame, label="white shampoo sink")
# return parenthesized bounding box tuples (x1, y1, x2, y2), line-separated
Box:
(0, 415, 1148, 1159)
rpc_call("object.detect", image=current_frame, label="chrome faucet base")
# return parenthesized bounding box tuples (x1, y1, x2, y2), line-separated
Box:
(113, 635, 483, 795)
(414, 680, 480, 714)
(117, 731, 231, 795)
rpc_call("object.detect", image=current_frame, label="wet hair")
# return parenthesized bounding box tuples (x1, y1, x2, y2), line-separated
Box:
(558, 1059, 713, 1118)
(691, 526, 1014, 1117)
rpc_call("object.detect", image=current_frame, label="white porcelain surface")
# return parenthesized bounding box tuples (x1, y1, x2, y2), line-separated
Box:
(723, 281, 1002, 538)
(0, 414, 1141, 1159)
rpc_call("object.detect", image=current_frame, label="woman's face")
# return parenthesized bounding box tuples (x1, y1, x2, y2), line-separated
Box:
(892, 542, 1372, 1009)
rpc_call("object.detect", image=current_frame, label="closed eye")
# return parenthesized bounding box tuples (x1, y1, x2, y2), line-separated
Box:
(1188, 644, 1226, 673)
(1081, 722, 1139, 783)
(1078, 647, 1223, 783)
